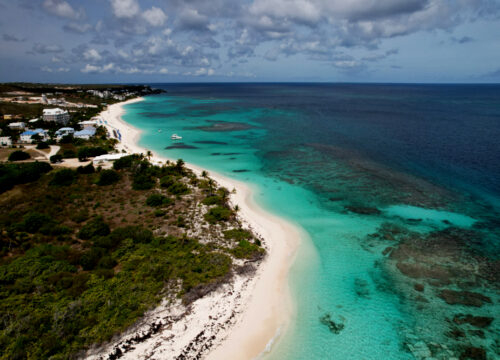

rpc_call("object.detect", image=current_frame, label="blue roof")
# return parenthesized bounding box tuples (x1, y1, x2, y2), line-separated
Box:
(21, 129, 45, 136)
(75, 128, 96, 136)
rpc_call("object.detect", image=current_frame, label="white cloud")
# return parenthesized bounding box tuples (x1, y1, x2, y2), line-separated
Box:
(43, 0, 82, 20)
(110, 0, 140, 18)
(83, 48, 102, 61)
(41, 66, 70, 72)
(142, 7, 167, 27)
(81, 63, 114, 73)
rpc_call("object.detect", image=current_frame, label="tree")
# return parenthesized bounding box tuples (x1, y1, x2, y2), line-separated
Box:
(207, 178, 215, 196)
(146, 150, 152, 161)
(175, 159, 185, 173)
(50, 154, 63, 163)
(201, 170, 208, 179)
(8, 150, 30, 161)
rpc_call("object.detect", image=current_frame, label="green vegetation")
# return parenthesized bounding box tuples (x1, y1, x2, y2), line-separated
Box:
(50, 154, 63, 163)
(146, 193, 172, 207)
(96, 169, 120, 186)
(0, 155, 263, 359)
(0, 162, 52, 193)
(8, 150, 30, 161)
(204, 205, 232, 223)
(36, 142, 49, 150)
(49, 169, 77, 187)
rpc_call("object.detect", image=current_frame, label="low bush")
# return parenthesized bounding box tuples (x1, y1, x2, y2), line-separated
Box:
(132, 173, 155, 190)
(230, 239, 265, 260)
(160, 175, 174, 188)
(0, 162, 52, 193)
(97, 169, 120, 186)
(223, 228, 253, 241)
(78, 217, 110, 240)
(113, 155, 137, 170)
(109, 225, 153, 244)
(202, 195, 223, 206)
(62, 149, 76, 158)
(167, 182, 190, 195)
(77, 163, 95, 174)
(146, 194, 172, 207)
(49, 169, 77, 186)
(8, 150, 30, 161)
(50, 154, 63, 163)
(36, 142, 49, 150)
(204, 206, 232, 223)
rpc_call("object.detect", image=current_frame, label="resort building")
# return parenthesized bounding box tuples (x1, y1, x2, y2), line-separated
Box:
(74, 126, 96, 140)
(92, 153, 128, 164)
(42, 108, 70, 124)
(3, 114, 13, 120)
(55, 127, 75, 140)
(8, 122, 25, 130)
(20, 129, 49, 143)
(0, 136, 12, 147)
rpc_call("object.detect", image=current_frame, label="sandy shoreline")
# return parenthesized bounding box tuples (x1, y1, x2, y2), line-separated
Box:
(92, 97, 303, 359)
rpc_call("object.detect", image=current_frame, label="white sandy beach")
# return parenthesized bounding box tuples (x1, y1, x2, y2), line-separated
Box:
(87, 98, 303, 359)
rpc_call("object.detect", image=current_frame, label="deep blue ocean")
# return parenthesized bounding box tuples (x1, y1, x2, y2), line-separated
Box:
(122, 84, 500, 359)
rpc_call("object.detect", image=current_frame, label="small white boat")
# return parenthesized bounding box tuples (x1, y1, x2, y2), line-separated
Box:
(171, 134, 182, 140)
(158, 129, 162, 133)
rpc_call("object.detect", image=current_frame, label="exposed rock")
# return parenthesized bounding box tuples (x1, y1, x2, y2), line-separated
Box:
(354, 278, 370, 298)
(447, 327, 466, 339)
(344, 205, 381, 215)
(382, 247, 393, 256)
(414, 283, 425, 292)
(459, 346, 487, 360)
(453, 314, 493, 328)
(396, 262, 451, 284)
(407, 341, 432, 359)
(439, 290, 492, 307)
(319, 313, 345, 334)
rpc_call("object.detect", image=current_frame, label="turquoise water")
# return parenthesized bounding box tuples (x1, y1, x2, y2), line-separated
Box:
(121, 86, 499, 359)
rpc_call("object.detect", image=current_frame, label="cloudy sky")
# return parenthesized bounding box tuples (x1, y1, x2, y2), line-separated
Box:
(0, 0, 499, 83)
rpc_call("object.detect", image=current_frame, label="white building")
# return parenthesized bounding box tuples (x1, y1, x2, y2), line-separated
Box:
(8, 122, 25, 130)
(93, 153, 129, 164)
(0, 136, 12, 147)
(74, 126, 96, 140)
(20, 129, 49, 143)
(43, 108, 70, 124)
(55, 127, 75, 140)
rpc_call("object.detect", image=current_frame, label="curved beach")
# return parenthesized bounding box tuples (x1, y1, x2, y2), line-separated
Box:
(98, 98, 303, 359)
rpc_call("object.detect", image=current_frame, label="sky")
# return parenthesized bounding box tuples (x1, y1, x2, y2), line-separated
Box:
(0, 0, 499, 83)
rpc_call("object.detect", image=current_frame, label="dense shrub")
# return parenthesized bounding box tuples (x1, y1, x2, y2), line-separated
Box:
(97, 169, 120, 186)
(167, 182, 190, 195)
(223, 228, 253, 241)
(50, 154, 63, 163)
(146, 194, 172, 207)
(113, 155, 137, 170)
(59, 134, 74, 144)
(132, 173, 155, 190)
(78, 217, 110, 240)
(230, 240, 265, 259)
(77, 163, 95, 174)
(160, 175, 174, 188)
(49, 169, 76, 186)
(0, 162, 52, 193)
(62, 149, 76, 158)
(202, 195, 223, 206)
(8, 150, 30, 161)
(80, 247, 105, 270)
(77, 147, 107, 161)
(110, 225, 153, 244)
(22, 212, 52, 233)
(36, 142, 49, 150)
(204, 206, 232, 223)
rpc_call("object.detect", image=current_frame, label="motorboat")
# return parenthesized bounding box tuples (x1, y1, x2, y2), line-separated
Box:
(171, 134, 182, 140)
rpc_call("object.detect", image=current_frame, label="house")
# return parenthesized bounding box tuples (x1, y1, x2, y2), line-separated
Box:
(78, 119, 99, 127)
(55, 127, 75, 140)
(42, 108, 70, 124)
(28, 118, 39, 124)
(0, 136, 12, 147)
(74, 126, 96, 140)
(93, 153, 128, 164)
(20, 129, 48, 143)
(8, 122, 25, 130)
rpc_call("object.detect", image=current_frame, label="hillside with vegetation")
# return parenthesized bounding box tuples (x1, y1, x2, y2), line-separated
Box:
(0, 155, 264, 359)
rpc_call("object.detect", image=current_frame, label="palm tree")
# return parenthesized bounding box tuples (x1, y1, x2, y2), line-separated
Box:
(176, 158, 185, 172)
(201, 170, 208, 179)
(207, 178, 215, 196)
(234, 204, 240, 212)
(146, 150, 152, 161)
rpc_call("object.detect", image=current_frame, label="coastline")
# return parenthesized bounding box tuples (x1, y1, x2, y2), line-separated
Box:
(96, 97, 303, 359)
